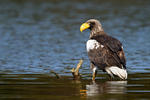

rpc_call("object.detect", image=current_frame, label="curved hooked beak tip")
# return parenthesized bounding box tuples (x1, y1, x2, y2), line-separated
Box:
(80, 23, 90, 32)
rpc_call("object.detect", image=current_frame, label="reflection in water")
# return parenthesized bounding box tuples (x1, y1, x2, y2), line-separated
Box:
(86, 81, 127, 96)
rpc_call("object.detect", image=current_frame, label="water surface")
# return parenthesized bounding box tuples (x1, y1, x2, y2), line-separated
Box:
(0, 0, 150, 100)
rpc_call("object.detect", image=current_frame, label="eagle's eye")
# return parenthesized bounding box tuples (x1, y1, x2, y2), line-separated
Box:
(90, 22, 95, 25)
(90, 22, 95, 28)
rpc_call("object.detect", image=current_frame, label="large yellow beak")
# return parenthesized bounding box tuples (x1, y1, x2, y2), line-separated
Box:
(80, 23, 90, 32)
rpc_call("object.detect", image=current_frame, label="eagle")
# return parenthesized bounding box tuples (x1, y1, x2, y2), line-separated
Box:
(80, 19, 127, 81)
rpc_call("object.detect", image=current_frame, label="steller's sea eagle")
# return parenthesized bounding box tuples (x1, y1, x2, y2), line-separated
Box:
(80, 19, 127, 81)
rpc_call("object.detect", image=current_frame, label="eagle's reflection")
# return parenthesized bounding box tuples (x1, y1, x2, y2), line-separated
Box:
(86, 81, 127, 96)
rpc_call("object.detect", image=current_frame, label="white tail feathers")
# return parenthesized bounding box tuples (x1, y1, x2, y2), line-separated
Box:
(105, 66, 127, 80)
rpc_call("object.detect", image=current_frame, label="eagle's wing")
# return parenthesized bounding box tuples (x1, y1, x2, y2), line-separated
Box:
(91, 35, 126, 69)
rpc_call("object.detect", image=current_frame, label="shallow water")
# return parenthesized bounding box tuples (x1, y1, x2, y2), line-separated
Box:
(0, 0, 150, 100)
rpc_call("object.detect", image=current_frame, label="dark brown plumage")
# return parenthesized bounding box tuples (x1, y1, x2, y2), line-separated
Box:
(89, 34, 126, 69)
(80, 19, 127, 80)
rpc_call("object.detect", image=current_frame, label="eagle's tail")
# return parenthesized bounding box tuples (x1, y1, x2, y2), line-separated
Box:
(105, 66, 127, 80)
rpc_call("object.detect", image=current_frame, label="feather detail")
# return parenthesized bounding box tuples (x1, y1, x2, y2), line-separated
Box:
(105, 66, 127, 79)
(86, 40, 101, 52)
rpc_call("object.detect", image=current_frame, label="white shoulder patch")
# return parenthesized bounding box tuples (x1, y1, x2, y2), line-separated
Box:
(105, 66, 127, 80)
(86, 39, 102, 52)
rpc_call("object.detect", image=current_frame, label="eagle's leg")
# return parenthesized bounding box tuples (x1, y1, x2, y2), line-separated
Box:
(108, 74, 113, 81)
(90, 63, 97, 81)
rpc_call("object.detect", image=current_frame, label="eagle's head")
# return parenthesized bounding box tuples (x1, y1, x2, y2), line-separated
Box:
(80, 19, 104, 33)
